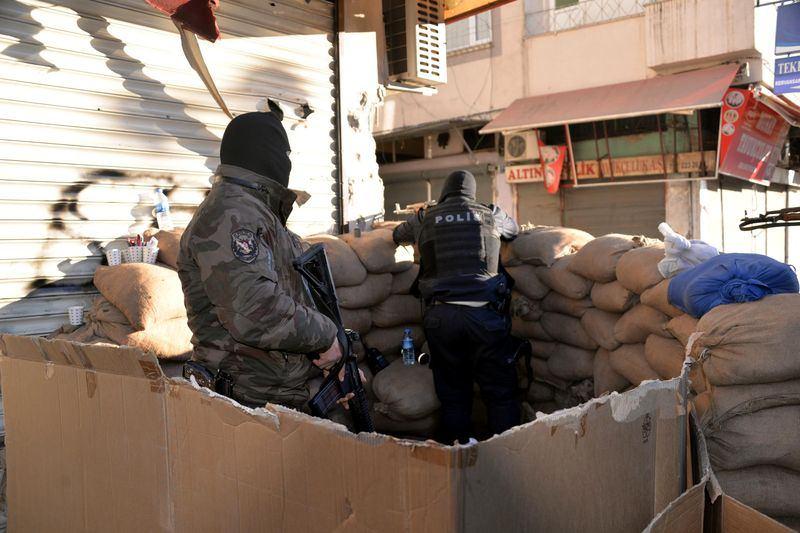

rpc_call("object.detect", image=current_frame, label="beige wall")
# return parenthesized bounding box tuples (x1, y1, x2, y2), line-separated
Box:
(523, 15, 650, 96)
(375, 2, 525, 134)
(645, 0, 756, 71)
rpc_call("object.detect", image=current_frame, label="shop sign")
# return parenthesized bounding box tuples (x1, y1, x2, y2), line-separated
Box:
(775, 56, 800, 95)
(718, 88, 790, 184)
(776, 2, 800, 54)
(505, 145, 566, 192)
(507, 151, 716, 184)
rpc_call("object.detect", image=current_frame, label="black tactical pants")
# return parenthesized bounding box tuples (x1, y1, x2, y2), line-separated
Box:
(423, 303, 520, 444)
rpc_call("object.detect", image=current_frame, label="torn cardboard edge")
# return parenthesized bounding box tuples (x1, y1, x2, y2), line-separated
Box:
(0, 334, 689, 532)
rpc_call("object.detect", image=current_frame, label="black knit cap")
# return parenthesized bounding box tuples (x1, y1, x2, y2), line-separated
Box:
(219, 111, 292, 188)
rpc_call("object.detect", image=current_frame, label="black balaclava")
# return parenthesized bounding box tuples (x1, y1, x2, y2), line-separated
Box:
(219, 111, 292, 188)
(439, 170, 477, 202)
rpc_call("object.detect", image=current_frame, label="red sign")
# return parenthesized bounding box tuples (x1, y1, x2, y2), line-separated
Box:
(718, 88, 790, 184)
(505, 145, 565, 195)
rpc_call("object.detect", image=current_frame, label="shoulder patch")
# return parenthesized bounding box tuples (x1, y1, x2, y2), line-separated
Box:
(231, 229, 259, 263)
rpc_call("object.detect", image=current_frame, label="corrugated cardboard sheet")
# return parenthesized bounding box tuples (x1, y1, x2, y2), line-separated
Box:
(0, 335, 690, 532)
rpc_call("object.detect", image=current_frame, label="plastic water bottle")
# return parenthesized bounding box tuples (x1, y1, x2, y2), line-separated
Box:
(154, 188, 174, 230)
(401, 328, 416, 366)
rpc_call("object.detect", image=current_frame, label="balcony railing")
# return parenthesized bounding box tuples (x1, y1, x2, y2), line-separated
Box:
(525, 0, 647, 37)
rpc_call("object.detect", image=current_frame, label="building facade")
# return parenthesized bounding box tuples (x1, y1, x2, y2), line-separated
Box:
(375, 0, 800, 267)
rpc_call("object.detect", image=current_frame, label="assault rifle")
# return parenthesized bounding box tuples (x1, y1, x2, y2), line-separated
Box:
(293, 243, 374, 433)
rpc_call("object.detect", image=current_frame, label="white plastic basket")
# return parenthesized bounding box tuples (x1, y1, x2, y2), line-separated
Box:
(143, 246, 159, 265)
(67, 305, 85, 326)
(105, 249, 122, 266)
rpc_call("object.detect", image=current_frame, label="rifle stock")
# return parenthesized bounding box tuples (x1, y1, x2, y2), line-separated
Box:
(293, 243, 374, 433)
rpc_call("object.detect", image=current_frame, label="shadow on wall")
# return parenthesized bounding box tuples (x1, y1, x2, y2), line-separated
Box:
(0, 0, 59, 70)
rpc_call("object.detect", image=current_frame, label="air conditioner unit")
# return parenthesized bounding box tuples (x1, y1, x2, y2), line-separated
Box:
(383, 0, 447, 86)
(504, 131, 542, 163)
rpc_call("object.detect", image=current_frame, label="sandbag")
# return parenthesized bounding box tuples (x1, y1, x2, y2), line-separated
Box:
(372, 295, 423, 328)
(531, 357, 569, 390)
(340, 308, 372, 334)
(541, 312, 598, 350)
(609, 344, 659, 386)
(581, 308, 621, 351)
(614, 304, 669, 344)
(640, 279, 683, 318)
(530, 340, 557, 360)
(93, 263, 186, 330)
(689, 294, 800, 386)
(528, 381, 555, 403)
(644, 334, 685, 379)
(541, 292, 592, 318)
(507, 264, 550, 300)
(510, 293, 543, 322)
(337, 273, 392, 309)
(144, 227, 183, 269)
(535, 255, 593, 300)
(546, 344, 594, 381)
(668, 253, 800, 318)
(511, 317, 552, 341)
(594, 348, 630, 396)
(391, 264, 419, 295)
(510, 226, 593, 266)
(372, 410, 438, 438)
(694, 380, 800, 429)
(568, 234, 646, 282)
(704, 405, 800, 471)
(665, 314, 698, 345)
(716, 466, 800, 518)
(89, 296, 129, 324)
(372, 358, 440, 420)
(500, 241, 522, 267)
(96, 318, 193, 361)
(305, 234, 367, 287)
(342, 229, 413, 274)
(591, 280, 637, 313)
(364, 325, 424, 358)
(615, 244, 665, 294)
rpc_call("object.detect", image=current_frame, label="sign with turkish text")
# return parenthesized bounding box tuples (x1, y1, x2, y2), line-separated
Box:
(776, 2, 800, 54)
(506, 151, 716, 184)
(505, 145, 566, 192)
(775, 56, 800, 95)
(718, 88, 790, 184)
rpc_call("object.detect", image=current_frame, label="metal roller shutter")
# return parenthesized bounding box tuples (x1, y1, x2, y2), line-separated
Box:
(562, 183, 665, 238)
(0, 0, 337, 335)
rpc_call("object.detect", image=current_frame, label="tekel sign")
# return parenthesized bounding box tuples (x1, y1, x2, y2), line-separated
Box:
(775, 56, 800, 95)
(776, 2, 800, 54)
(718, 88, 790, 185)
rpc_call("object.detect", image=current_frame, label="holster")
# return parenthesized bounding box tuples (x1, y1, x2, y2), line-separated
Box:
(183, 361, 235, 397)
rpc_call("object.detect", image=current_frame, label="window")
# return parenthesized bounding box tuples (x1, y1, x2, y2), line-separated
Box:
(555, 0, 578, 8)
(446, 11, 492, 53)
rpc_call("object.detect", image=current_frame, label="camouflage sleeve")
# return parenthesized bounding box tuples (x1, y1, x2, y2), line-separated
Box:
(490, 204, 519, 241)
(192, 208, 337, 355)
(392, 209, 425, 245)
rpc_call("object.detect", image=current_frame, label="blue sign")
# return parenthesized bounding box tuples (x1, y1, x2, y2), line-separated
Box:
(776, 2, 800, 54)
(775, 56, 800, 94)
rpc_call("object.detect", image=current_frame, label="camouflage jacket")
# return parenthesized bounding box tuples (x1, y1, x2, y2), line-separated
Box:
(177, 164, 337, 369)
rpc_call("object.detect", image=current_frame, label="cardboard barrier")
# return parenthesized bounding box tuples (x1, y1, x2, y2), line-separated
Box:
(0, 335, 696, 532)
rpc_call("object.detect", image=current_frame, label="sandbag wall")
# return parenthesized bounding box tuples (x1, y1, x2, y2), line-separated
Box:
(689, 294, 800, 529)
(306, 225, 440, 437)
(52, 229, 194, 362)
(503, 227, 702, 415)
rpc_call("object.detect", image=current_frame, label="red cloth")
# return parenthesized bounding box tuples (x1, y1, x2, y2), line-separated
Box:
(145, 0, 220, 42)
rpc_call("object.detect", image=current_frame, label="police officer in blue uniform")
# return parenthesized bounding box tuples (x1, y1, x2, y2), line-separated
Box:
(393, 170, 520, 444)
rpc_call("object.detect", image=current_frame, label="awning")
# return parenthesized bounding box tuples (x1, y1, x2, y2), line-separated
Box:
(480, 64, 740, 134)
(754, 85, 800, 127)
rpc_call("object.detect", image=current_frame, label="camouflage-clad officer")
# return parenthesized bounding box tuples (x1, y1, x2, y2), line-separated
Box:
(177, 111, 342, 409)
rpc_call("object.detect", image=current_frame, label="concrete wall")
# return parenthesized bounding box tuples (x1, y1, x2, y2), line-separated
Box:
(645, 0, 756, 71)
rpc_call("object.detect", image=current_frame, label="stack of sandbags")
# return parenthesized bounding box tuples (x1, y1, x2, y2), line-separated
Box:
(371, 359, 440, 437)
(689, 294, 800, 528)
(56, 263, 193, 361)
(499, 226, 599, 413)
(308, 229, 425, 359)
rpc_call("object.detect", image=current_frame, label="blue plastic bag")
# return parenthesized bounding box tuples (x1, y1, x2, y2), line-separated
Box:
(667, 253, 799, 318)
